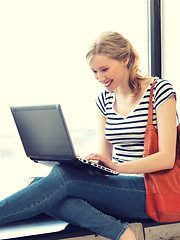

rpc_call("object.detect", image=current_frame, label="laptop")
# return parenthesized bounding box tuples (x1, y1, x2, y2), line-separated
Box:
(10, 104, 119, 175)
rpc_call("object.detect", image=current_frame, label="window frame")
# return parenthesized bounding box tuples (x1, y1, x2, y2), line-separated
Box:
(148, 0, 162, 78)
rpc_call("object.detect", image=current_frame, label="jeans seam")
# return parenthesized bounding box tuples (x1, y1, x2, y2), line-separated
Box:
(2, 180, 69, 220)
(68, 179, 145, 193)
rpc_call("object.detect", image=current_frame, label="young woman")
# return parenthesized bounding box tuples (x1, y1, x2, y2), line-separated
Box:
(0, 32, 177, 240)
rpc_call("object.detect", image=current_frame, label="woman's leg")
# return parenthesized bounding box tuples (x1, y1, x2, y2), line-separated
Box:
(29, 178, 128, 239)
(30, 168, 149, 240)
(0, 165, 149, 240)
(46, 197, 129, 240)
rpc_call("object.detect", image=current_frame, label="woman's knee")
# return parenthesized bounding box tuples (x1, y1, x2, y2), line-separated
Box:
(49, 164, 75, 182)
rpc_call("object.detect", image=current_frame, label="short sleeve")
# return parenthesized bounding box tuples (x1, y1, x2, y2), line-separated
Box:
(96, 91, 107, 116)
(154, 79, 176, 110)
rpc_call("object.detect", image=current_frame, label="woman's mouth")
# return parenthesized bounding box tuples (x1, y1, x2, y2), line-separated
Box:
(103, 80, 113, 87)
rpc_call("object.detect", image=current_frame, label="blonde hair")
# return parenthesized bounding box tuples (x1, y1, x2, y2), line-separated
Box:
(86, 32, 145, 95)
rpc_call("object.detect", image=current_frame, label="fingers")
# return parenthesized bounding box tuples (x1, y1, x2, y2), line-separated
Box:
(85, 153, 115, 170)
(85, 153, 108, 166)
(85, 153, 100, 161)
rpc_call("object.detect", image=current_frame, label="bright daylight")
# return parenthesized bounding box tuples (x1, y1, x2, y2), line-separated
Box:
(0, 0, 147, 199)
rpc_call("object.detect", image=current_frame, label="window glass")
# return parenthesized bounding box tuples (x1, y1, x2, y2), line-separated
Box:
(0, 0, 147, 197)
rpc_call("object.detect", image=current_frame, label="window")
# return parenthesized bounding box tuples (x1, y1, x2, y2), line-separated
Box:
(0, 0, 148, 198)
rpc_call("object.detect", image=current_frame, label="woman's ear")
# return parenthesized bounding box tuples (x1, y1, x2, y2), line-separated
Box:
(123, 57, 129, 66)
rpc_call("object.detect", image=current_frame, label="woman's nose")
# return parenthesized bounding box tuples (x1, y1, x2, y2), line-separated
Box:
(97, 73, 105, 83)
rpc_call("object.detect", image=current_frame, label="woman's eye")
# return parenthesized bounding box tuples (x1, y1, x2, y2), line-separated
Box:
(102, 68, 108, 72)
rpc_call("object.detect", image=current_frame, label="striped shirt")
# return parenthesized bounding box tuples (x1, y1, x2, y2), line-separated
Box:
(96, 78, 176, 163)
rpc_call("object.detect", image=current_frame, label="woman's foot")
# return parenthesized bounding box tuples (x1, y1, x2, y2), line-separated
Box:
(120, 223, 144, 240)
(25, 177, 35, 187)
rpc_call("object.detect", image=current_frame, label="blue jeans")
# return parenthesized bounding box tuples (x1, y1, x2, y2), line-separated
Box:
(0, 165, 149, 240)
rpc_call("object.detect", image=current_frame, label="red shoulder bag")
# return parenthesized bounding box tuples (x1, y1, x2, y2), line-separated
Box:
(143, 80, 180, 222)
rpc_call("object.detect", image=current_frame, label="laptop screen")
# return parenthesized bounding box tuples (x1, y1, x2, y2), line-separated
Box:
(11, 104, 76, 161)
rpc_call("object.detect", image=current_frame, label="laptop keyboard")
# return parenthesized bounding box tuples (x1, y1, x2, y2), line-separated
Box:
(77, 157, 119, 175)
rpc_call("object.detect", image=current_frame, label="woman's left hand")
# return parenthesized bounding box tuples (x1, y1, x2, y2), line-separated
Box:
(85, 153, 115, 170)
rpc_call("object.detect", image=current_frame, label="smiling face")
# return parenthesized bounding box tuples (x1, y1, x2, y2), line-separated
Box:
(89, 54, 130, 92)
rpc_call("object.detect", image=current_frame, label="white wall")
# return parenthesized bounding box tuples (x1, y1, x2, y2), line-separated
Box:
(161, 0, 180, 111)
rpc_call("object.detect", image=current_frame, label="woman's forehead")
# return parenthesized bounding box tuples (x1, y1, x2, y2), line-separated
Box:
(89, 54, 113, 68)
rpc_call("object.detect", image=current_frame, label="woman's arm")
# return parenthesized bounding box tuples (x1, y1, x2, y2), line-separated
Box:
(96, 109, 113, 159)
(86, 95, 177, 174)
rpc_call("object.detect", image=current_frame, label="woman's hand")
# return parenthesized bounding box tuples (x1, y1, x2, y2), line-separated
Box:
(85, 153, 115, 170)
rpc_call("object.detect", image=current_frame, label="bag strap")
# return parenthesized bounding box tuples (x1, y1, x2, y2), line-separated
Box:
(147, 79, 156, 125)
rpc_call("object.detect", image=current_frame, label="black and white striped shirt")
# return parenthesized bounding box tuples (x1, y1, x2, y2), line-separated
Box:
(96, 79, 176, 163)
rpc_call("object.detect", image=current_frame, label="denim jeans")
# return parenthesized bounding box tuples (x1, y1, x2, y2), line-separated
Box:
(0, 165, 149, 240)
